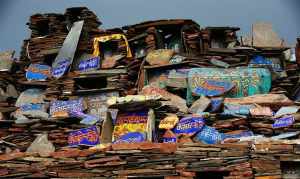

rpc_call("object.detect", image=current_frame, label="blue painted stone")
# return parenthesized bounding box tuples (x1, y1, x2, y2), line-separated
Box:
(163, 137, 177, 143)
(68, 126, 100, 147)
(113, 132, 146, 144)
(50, 99, 84, 117)
(272, 116, 295, 129)
(69, 110, 99, 125)
(20, 104, 43, 112)
(52, 59, 70, 78)
(210, 98, 223, 112)
(195, 125, 225, 144)
(250, 55, 283, 72)
(26, 64, 51, 81)
(250, 56, 272, 65)
(78, 56, 100, 72)
(173, 116, 205, 136)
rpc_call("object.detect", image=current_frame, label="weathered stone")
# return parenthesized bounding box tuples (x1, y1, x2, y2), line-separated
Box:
(188, 96, 211, 114)
(252, 22, 283, 47)
(254, 176, 281, 179)
(165, 177, 193, 179)
(51, 148, 81, 158)
(78, 149, 99, 157)
(26, 134, 55, 157)
(0, 50, 14, 72)
(224, 94, 293, 107)
(0, 151, 26, 161)
(145, 49, 174, 66)
(22, 156, 55, 162)
(85, 156, 121, 168)
(0, 168, 8, 176)
(251, 159, 280, 173)
(15, 89, 45, 107)
(254, 144, 293, 153)
(57, 171, 101, 178)
(140, 86, 188, 113)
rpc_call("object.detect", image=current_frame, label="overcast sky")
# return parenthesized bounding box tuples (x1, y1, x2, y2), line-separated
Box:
(0, 0, 299, 56)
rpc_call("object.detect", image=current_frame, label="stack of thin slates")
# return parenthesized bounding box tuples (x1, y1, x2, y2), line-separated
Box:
(2, 142, 300, 178)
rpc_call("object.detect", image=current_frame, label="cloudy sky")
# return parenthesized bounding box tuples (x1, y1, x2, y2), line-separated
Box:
(0, 0, 299, 56)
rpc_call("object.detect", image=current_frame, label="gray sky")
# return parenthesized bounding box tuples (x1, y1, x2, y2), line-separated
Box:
(0, 0, 299, 56)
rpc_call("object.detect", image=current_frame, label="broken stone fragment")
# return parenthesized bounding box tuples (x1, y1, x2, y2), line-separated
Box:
(0, 50, 14, 72)
(274, 106, 300, 117)
(6, 84, 18, 98)
(250, 106, 273, 116)
(14, 113, 39, 124)
(224, 94, 293, 107)
(140, 86, 188, 113)
(0, 151, 26, 161)
(13, 103, 48, 123)
(252, 22, 284, 47)
(189, 96, 211, 114)
(15, 89, 45, 107)
(26, 134, 55, 157)
(0, 88, 7, 102)
(0, 84, 19, 102)
(101, 54, 124, 69)
(22, 110, 49, 120)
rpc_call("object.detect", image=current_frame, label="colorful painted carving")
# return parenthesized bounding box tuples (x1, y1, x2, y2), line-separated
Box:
(68, 126, 100, 147)
(193, 80, 235, 97)
(52, 59, 70, 78)
(195, 125, 225, 144)
(188, 68, 271, 100)
(78, 56, 100, 72)
(112, 110, 148, 141)
(173, 116, 205, 136)
(113, 132, 146, 144)
(159, 115, 179, 130)
(26, 64, 51, 81)
(272, 116, 295, 129)
(50, 99, 84, 118)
